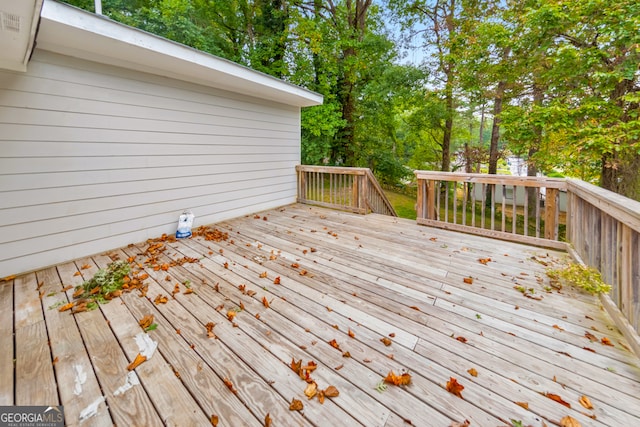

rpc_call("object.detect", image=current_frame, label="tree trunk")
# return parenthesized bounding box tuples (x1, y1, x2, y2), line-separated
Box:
(527, 83, 543, 219)
(488, 80, 505, 175)
(441, 77, 453, 172)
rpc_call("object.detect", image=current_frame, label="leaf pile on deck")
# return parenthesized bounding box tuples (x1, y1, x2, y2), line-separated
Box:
(191, 225, 229, 242)
(290, 357, 339, 407)
(60, 260, 132, 313)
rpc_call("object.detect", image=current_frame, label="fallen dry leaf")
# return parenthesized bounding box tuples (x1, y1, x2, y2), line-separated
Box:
(348, 329, 355, 338)
(273, 276, 281, 285)
(259, 271, 268, 278)
(478, 258, 491, 265)
(210, 414, 219, 426)
(384, 370, 412, 386)
(446, 377, 464, 398)
(223, 377, 237, 394)
(304, 382, 317, 399)
(515, 401, 529, 410)
(227, 310, 236, 322)
(262, 296, 270, 308)
(449, 421, 470, 427)
(409, 306, 421, 311)
(601, 337, 613, 346)
(81, 264, 91, 270)
(456, 336, 468, 344)
(206, 322, 216, 338)
(264, 413, 272, 427)
(290, 358, 302, 374)
(127, 353, 147, 371)
(58, 302, 75, 312)
(584, 331, 598, 341)
(553, 324, 565, 331)
(578, 395, 593, 409)
(544, 392, 571, 408)
(380, 337, 392, 346)
(467, 368, 478, 377)
(324, 385, 339, 398)
(560, 416, 581, 427)
(328, 339, 341, 350)
(154, 294, 168, 305)
(139, 314, 154, 330)
(463, 277, 473, 285)
(73, 271, 81, 277)
(289, 398, 303, 411)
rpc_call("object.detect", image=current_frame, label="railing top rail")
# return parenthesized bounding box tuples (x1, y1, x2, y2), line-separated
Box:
(296, 165, 368, 175)
(414, 170, 567, 190)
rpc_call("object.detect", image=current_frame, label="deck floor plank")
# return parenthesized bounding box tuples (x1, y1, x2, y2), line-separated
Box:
(0, 280, 14, 405)
(7, 204, 640, 426)
(13, 272, 59, 406)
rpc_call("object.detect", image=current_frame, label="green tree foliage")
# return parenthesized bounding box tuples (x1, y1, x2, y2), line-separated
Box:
(502, 0, 640, 198)
(60, 0, 640, 198)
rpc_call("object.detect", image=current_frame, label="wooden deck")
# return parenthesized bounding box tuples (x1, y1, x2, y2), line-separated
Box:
(2, 204, 640, 426)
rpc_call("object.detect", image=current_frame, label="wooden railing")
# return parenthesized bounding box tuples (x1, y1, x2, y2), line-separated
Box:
(296, 165, 397, 217)
(415, 170, 640, 353)
(415, 171, 567, 250)
(566, 179, 640, 353)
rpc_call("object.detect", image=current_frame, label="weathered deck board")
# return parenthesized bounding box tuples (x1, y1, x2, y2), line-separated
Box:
(14, 273, 59, 406)
(0, 281, 14, 405)
(5, 204, 640, 426)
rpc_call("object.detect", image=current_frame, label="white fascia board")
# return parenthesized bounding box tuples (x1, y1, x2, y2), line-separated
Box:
(36, 0, 323, 108)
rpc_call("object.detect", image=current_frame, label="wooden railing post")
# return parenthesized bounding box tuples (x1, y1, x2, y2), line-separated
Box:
(426, 180, 436, 220)
(544, 188, 558, 240)
(416, 179, 425, 219)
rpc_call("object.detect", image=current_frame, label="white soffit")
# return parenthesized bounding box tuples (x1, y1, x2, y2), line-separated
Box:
(36, 0, 323, 108)
(0, 0, 43, 72)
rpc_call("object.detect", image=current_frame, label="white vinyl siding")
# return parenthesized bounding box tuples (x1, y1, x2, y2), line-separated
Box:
(0, 50, 301, 277)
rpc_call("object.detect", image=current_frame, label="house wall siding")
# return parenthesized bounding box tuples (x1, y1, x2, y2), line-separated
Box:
(0, 50, 301, 277)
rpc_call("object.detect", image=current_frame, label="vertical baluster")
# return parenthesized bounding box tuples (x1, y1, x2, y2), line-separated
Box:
(536, 187, 541, 238)
(524, 185, 529, 236)
(481, 183, 486, 229)
(471, 183, 476, 227)
(491, 184, 496, 230)
(330, 173, 334, 206)
(453, 181, 458, 224)
(512, 185, 517, 234)
(502, 184, 507, 232)
(462, 182, 468, 226)
(436, 181, 442, 221)
(444, 181, 450, 223)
